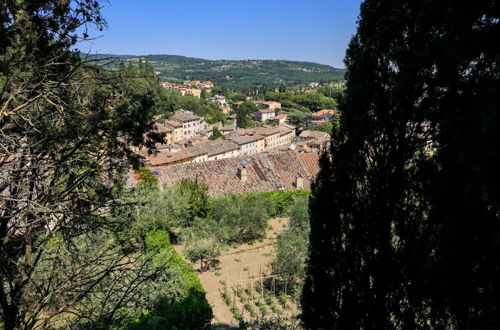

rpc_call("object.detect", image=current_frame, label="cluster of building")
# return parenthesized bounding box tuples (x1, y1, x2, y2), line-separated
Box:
(161, 82, 202, 98)
(143, 110, 296, 167)
(154, 109, 208, 143)
(161, 80, 214, 98)
(183, 80, 215, 89)
(232, 100, 283, 122)
(129, 91, 337, 195)
(136, 105, 331, 169)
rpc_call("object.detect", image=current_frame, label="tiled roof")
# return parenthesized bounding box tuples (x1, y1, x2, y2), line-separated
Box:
(240, 126, 280, 137)
(297, 153, 321, 178)
(165, 120, 182, 128)
(256, 109, 275, 114)
(154, 123, 173, 133)
(228, 135, 262, 145)
(276, 125, 293, 136)
(170, 110, 201, 122)
(220, 125, 236, 132)
(147, 150, 194, 166)
(135, 151, 320, 197)
(299, 130, 330, 140)
(274, 114, 287, 120)
(198, 140, 239, 156)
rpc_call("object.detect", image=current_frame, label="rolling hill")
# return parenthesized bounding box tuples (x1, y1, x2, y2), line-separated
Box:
(88, 54, 346, 89)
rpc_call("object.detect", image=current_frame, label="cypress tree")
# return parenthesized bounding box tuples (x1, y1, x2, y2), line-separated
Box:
(302, 0, 500, 329)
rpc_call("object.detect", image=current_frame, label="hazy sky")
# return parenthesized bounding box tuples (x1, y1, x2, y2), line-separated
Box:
(78, 0, 363, 68)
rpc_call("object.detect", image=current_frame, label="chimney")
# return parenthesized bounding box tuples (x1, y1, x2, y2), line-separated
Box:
(238, 166, 248, 183)
(295, 176, 304, 189)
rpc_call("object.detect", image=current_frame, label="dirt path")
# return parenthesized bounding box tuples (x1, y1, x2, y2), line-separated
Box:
(194, 218, 289, 328)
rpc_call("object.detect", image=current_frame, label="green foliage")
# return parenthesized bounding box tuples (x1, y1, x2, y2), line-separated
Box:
(302, 1, 500, 329)
(209, 193, 274, 243)
(131, 230, 213, 330)
(222, 289, 232, 306)
(95, 54, 346, 89)
(263, 190, 311, 217)
(209, 126, 225, 140)
(200, 89, 209, 100)
(118, 184, 191, 244)
(314, 120, 333, 134)
(183, 236, 222, 271)
(231, 306, 243, 321)
(287, 110, 314, 132)
(173, 94, 226, 124)
(239, 316, 301, 329)
(0, 1, 168, 328)
(228, 92, 247, 103)
(136, 167, 158, 187)
(317, 86, 346, 105)
(265, 91, 337, 111)
(177, 178, 210, 224)
(236, 101, 258, 128)
(245, 302, 258, 318)
(278, 292, 289, 306)
(272, 196, 310, 293)
(145, 230, 170, 252)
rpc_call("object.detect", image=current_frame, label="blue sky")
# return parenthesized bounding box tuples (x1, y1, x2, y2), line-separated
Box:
(79, 0, 363, 68)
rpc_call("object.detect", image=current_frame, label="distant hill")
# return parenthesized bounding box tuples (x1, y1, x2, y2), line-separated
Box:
(87, 54, 346, 89)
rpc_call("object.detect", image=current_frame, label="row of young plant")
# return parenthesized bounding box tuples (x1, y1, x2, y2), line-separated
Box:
(220, 279, 292, 322)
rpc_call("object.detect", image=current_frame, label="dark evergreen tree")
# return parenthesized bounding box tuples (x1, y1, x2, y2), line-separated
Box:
(302, 0, 500, 329)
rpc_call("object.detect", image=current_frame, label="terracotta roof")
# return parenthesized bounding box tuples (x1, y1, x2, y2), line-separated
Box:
(165, 120, 182, 128)
(297, 153, 321, 178)
(256, 109, 275, 114)
(228, 135, 262, 145)
(154, 123, 173, 133)
(147, 150, 194, 166)
(221, 125, 236, 132)
(299, 130, 330, 141)
(198, 140, 239, 156)
(170, 110, 201, 122)
(274, 114, 287, 120)
(276, 125, 294, 136)
(136, 151, 320, 197)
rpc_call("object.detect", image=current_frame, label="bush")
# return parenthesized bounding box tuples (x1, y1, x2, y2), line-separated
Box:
(183, 236, 221, 272)
(272, 195, 310, 294)
(222, 292, 232, 306)
(263, 190, 310, 217)
(231, 306, 243, 321)
(209, 193, 273, 244)
(245, 302, 258, 318)
(131, 230, 213, 329)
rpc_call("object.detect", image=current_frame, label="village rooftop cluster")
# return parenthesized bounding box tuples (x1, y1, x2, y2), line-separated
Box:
(131, 80, 339, 194)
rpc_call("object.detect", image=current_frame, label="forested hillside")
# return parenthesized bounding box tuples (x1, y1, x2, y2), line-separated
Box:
(89, 53, 346, 88)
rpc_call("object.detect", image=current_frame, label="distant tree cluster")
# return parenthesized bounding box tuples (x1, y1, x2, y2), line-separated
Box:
(265, 91, 338, 112)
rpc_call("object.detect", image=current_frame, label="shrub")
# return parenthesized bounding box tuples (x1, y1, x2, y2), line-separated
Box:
(278, 293, 289, 307)
(209, 193, 273, 244)
(245, 302, 258, 318)
(131, 230, 213, 329)
(222, 290, 232, 306)
(231, 306, 242, 321)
